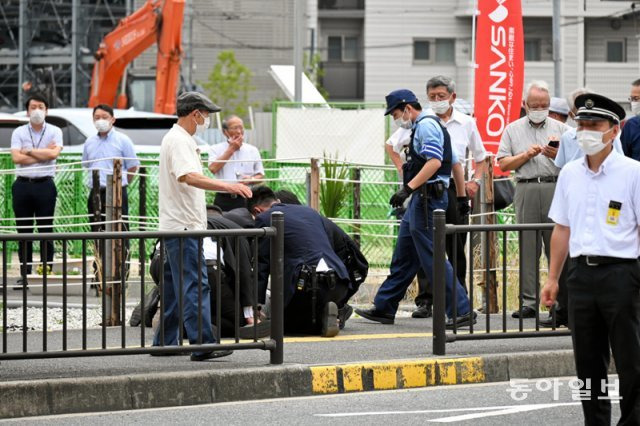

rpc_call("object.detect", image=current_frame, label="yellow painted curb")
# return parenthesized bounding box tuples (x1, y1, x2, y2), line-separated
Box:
(310, 357, 485, 394)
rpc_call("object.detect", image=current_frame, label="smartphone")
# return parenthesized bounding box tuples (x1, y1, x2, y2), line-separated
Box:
(548, 140, 559, 148)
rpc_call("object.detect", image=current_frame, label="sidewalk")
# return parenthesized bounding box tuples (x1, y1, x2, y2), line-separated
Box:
(0, 311, 581, 419)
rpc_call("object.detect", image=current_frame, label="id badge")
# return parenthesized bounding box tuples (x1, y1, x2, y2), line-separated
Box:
(606, 201, 622, 226)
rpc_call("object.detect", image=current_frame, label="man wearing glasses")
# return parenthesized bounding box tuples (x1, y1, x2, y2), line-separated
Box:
(208, 115, 264, 211)
(621, 79, 640, 161)
(496, 80, 570, 319)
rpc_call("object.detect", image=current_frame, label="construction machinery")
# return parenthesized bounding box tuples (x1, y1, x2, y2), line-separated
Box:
(88, 0, 185, 114)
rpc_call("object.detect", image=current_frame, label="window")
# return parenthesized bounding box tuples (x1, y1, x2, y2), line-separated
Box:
(328, 36, 342, 61)
(414, 40, 430, 61)
(344, 36, 359, 61)
(327, 35, 360, 62)
(607, 40, 626, 63)
(413, 39, 455, 64)
(524, 39, 541, 61)
(435, 39, 455, 63)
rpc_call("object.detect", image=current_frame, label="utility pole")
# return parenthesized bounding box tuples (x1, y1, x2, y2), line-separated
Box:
(552, 0, 563, 96)
(293, 0, 306, 102)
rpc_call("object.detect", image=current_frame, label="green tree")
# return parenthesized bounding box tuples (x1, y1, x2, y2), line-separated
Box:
(304, 52, 329, 100)
(202, 50, 255, 121)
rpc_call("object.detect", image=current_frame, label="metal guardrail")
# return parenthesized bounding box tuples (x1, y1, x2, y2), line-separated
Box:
(0, 212, 285, 364)
(432, 209, 570, 355)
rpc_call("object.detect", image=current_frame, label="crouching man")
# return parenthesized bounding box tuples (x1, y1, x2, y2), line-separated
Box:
(249, 186, 351, 337)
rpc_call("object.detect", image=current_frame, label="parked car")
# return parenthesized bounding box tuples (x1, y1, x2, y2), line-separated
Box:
(12, 108, 183, 154)
(0, 113, 29, 151)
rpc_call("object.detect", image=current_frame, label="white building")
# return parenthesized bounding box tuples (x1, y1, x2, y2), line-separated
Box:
(317, 0, 640, 106)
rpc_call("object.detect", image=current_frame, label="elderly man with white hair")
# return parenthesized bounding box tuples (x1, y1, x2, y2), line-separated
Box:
(496, 80, 570, 319)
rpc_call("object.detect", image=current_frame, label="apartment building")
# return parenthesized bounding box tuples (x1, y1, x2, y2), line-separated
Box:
(317, 0, 640, 106)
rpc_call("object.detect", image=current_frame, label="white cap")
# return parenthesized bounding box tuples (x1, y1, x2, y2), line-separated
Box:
(549, 97, 570, 116)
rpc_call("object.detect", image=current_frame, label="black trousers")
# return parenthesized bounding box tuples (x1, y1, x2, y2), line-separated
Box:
(568, 258, 640, 425)
(207, 264, 249, 337)
(284, 279, 349, 335)
(415, 182, 468, 306)
(214, 193, 246, 212)
(12, 177, 57, 275)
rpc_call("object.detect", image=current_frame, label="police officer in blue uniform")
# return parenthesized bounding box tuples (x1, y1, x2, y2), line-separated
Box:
(356, 89, 475, 328)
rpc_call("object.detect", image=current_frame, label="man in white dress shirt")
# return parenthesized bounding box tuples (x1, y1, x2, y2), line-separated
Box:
(208, 115, 264, 211)
(542, 93, 640, 424)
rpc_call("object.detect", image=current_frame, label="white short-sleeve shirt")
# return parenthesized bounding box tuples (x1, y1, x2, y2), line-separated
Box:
(159, 124, 207, 231)
(548, 150, 640, 258)
(208, 142, 264, 182)
(385, 127, 412, 162)
(425, 108, 487, 169)
(10, 123, 63, 177)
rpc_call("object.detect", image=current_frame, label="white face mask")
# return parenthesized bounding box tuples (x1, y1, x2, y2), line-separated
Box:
(194, 112, 210, 134)
(94, 119, 112, 133)
(528, 109, 549, 124)
(577, 128, 614, 156)
(29, 109, 45, 125)
(430, 99, 451, 115)
(394, 108, 412, 129)
(632, 101, 640, 116)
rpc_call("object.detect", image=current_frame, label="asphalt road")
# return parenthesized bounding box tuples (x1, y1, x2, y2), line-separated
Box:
(1, 376, 621, 425)
(0, 314, 572, 382)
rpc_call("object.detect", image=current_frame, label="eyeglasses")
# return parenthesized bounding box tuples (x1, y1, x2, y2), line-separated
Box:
(629, 96, 640, 102)
(227, 125, 244, 131)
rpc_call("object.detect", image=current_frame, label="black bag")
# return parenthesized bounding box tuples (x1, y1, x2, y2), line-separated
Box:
(129, 286, 160, 328)
(493, 179, 515, 211)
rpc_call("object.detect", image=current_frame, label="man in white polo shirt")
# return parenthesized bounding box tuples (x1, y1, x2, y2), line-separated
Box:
(153, 91, 251, 361)
(208, 115, 264, 211)
(542, 93, 640, 424)
(10, 93, 63, 287)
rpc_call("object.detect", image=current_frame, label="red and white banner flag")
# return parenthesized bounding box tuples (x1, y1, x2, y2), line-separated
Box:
(474, 0, 524, 175)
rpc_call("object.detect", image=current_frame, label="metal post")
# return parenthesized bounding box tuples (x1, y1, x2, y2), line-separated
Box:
(17, 0, 26, 109)
(105, 176, 113, 323)
(552, 0, 563, 96)
(432, 209, 447, 355)
(92, 170, 101, 228)
(70, 0, 78, 107)
(293, 0, 305, 103)
(269, 211, 285, 365)
(139, 166, 146, 275)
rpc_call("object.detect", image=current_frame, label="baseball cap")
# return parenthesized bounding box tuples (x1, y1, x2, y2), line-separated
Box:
(384, 89, 418, 116)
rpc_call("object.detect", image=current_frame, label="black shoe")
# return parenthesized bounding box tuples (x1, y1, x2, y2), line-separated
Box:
(238, 320, 271, 339)
(540, 313, 569, 328)
(412, 304, 433, 318)
(12, 277, 28, 291)
(445, 311, 478, 329)
(355, 307, 394, 325)
(190, 349, 233, 361)
(337, 304, 353, 330)
(511, 307, 537, 319)
(321, 302, 339, 337)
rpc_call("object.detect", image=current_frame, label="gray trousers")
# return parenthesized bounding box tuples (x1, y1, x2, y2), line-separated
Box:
(513, 181, 556, 310)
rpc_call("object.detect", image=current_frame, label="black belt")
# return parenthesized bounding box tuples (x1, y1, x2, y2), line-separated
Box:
(575, 255, 637, 266)
(16, 176, 52, 183)
(517, 176, 558, 183)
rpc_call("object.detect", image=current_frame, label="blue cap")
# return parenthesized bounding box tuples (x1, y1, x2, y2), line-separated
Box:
(384, 89, 418, 116)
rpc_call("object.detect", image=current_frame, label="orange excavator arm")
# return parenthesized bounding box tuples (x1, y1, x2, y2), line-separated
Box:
(88, 0, 185, 114)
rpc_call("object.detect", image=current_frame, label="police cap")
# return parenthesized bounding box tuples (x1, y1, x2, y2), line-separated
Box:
(573, 93, 625, 124)
(384, 89, 418, 116)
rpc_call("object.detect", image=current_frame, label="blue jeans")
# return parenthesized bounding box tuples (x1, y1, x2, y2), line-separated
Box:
(374, 191, 470, 319)
(153, 237, 215, 352)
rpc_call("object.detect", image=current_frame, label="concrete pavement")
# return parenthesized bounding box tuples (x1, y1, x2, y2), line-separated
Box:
(0, 309, 585, 419)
